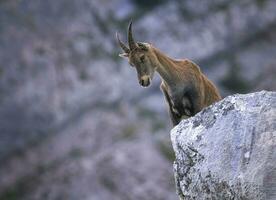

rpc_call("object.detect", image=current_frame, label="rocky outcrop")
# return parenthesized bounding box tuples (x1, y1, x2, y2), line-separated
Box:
(171, 91, 276, 200)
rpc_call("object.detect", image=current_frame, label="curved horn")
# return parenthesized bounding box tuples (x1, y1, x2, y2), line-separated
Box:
(128, 21, 138, 50)
(116, 32, 129, 53)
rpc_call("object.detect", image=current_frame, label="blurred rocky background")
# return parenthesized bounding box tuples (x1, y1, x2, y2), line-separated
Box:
(0, 0, 275, 199)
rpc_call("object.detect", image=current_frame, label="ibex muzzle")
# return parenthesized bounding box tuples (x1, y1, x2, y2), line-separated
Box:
(139, 75, 151, 87)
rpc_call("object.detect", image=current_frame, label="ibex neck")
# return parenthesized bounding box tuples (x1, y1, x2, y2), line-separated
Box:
(153, 47, 181, 87)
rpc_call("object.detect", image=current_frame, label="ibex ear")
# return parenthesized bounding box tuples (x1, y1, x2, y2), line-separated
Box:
(137, 42, 149, 51)
(119, 53, 129, 58)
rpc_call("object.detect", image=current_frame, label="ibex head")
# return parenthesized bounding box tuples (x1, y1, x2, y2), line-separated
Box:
(117, 22, 158, 87)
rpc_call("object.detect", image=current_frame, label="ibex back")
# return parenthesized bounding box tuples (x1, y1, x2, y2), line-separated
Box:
(117, 22, 221, 126)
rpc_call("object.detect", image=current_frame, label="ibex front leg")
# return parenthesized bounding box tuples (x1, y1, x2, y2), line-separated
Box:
(160, 84, 181, 126)
(179, 96, 193, 119)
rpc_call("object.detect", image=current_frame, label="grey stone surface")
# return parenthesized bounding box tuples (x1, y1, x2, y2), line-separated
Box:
(171, 91, 276, 200)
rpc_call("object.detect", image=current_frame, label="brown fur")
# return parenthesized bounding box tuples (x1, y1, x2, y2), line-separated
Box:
(152, 47, 221, 125)
(117, 25, 221, 126)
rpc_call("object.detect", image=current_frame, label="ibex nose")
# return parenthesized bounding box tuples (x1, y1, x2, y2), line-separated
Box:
(139, 76, 151, 87)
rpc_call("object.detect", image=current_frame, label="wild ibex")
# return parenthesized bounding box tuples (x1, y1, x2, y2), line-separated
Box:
(117, 22, 221, 126)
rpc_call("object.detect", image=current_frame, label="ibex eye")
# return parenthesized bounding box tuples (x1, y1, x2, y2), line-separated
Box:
(140, 55, 145, 62)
